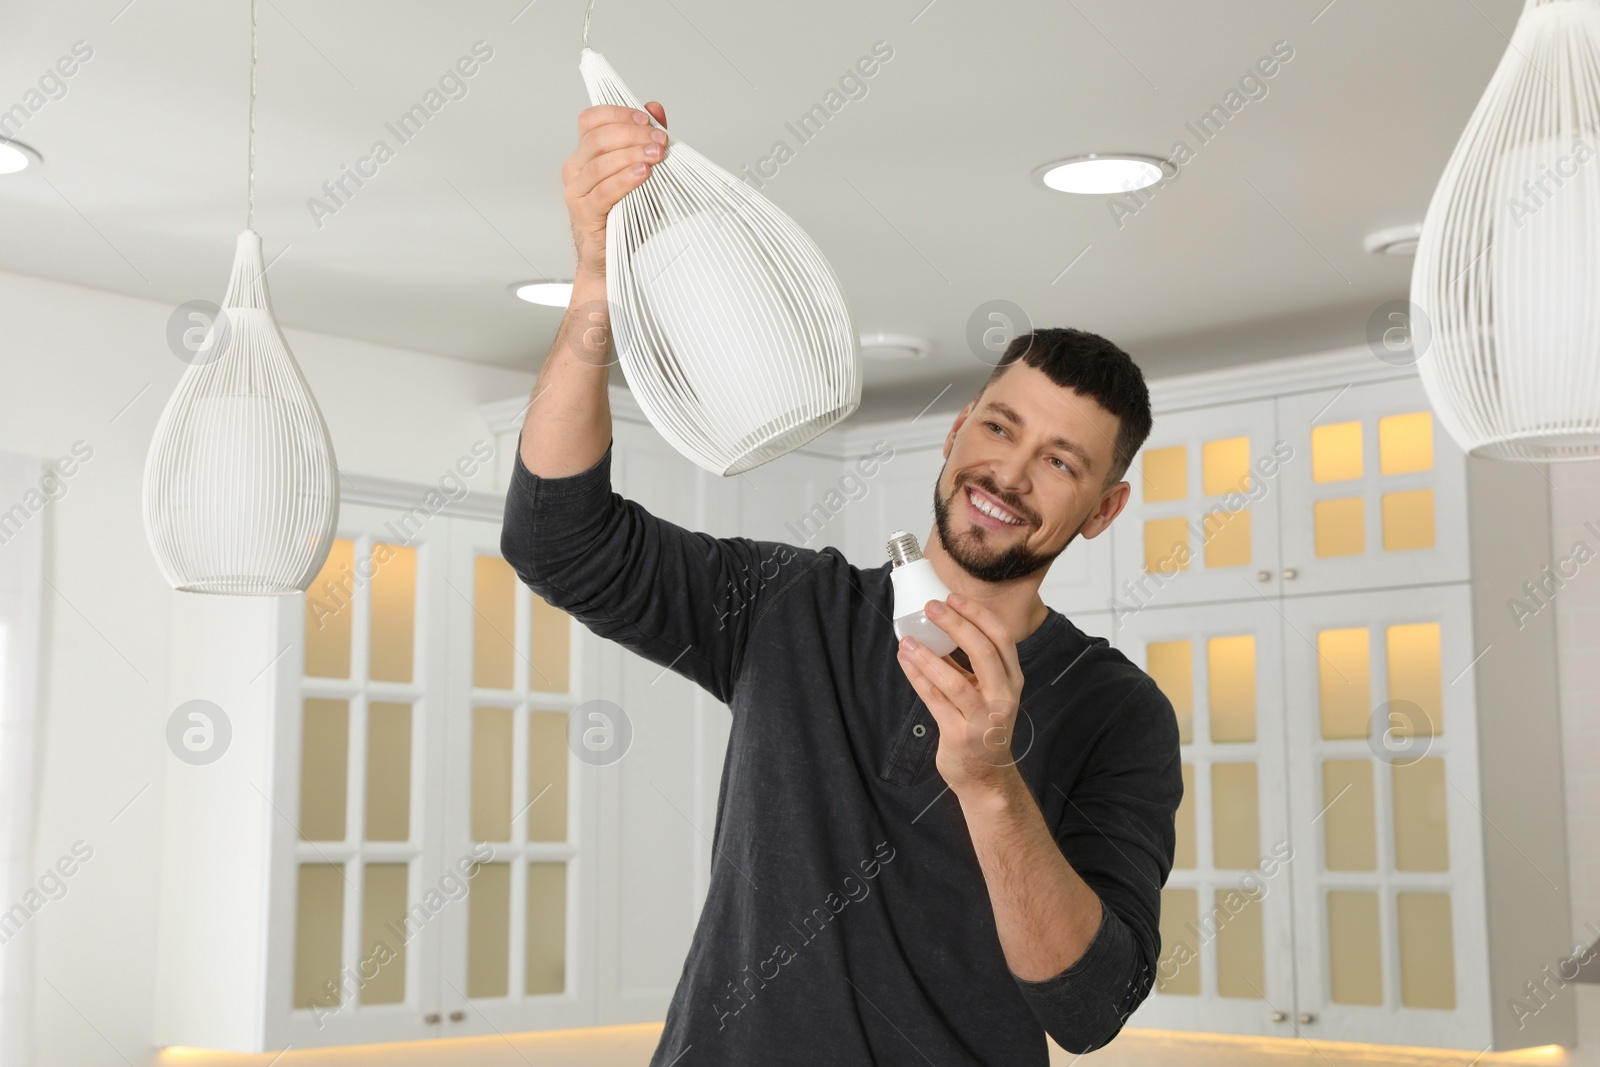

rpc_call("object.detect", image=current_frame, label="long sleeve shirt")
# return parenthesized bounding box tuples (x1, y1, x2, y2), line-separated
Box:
(500, 436, 1184, 1066)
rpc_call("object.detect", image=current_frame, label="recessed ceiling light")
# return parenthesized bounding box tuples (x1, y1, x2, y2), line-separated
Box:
(512, 281, 573, 306)
(1363, 223, 1423, 258)
(859, 332, 931, 361)
(1032, 154, 1172, 195)
(0, 139, 42, 175)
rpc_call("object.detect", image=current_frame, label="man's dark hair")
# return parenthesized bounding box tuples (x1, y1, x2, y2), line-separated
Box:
(975, 327, 1153, 486)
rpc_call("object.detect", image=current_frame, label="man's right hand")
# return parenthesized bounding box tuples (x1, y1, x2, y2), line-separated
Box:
(562, 102, 669, 279)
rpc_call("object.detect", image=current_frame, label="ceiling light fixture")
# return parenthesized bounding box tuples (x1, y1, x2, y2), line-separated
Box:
(1364, 223, 1423, 258)
(859, 332, 931, 361)
(0, 138, 42, 175)
(1032, 154, 1173, 195)
(512, 281, 574, 307)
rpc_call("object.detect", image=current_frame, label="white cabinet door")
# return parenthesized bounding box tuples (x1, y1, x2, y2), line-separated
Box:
(1276, 379, 1470, 597)
(1112, 400, 1285, 610)
(1116, 600, 1296, 1037)
(1280, 585, 1491, 1050)
(437, 515, 601, 1035)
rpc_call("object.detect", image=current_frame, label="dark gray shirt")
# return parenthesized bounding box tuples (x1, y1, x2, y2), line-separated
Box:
(501, 438, 1183, 1065)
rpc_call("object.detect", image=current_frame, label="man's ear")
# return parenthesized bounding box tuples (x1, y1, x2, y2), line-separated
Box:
(944, 403, 974, 459)
(1079, 480, 1131, 540)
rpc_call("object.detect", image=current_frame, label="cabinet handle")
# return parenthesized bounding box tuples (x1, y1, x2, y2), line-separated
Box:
(1270, 1010, 1286, 1022)
(423, 1013, 441, 1024)
(1299, 1012, 1316, 1024)
(449, 1010, 466, 1022)
(1256, 570, 1273, 582)
(1282, 568, 1299, 580)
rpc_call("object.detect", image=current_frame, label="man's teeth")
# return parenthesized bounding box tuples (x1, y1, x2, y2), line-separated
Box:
(968, 488, 1024, 525)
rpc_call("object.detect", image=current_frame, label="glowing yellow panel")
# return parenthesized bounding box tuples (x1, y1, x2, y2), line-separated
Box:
(369, 544, 416, 683)
(1318, 628, 1371, 740)
(1398, 892, 1456, 1009)
(1148, 641, 1193, 745)
(475, 556, 517, 690)
(1203, 510, 1251, 569)
(1142, 445, 1188, 503)
(1380, 411, 1434, 475)
(1203, 437, 1252, 496)
(294, 864, 344, 1010)
(1315, 497, 1365, 558)
(526, 862, 568, 995)
(1383, 489, 1435, 551)
(1157, 887, 1201, 996)
(1387, 623, 1442, 737)
(530, 595, 571, 693)
(527, 712, 569, 843)
(1327, 891, 1384, 1006)
(1215, 887, 1264, 1000)
(300, 698, 348, 841)
(1393, 758, 1449, 872)
(1208, 635, 1256, 743)
(1211, 762, 1260, 870)
(305, 538, 354, 679)
(1321, 759, 1376, 871)
(1312, 421, 1364, 483)
(360, 863, 408, 1005)
(365, 702, 412, 842)
(1174, 763, 1196, 869)
(473, 707, 513, 842)
(1144, 517, 1191, 575)
(467, 863, 510, 999)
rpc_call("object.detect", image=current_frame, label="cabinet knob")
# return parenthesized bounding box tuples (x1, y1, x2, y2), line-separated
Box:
(423, 1013, 441, 1024)
(449, 1010, 466, 1022)
(1282, 568, 1299, 580)
(1256, 570, 1273, 582)
(1299, 1012, 1316, 1024)
(1270, 1010, 1287, 1022)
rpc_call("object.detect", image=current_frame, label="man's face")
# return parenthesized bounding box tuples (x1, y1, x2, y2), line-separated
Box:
(933, 362, 1131, 584)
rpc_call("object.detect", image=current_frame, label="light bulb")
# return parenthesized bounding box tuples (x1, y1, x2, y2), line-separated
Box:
(886, 530, 957, 658)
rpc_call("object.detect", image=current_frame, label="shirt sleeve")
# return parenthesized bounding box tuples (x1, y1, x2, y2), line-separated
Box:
(499, 433, 798, 704)
(1011, 672, 1183, 1054)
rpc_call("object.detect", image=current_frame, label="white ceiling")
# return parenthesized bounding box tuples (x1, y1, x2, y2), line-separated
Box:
(0, 0, 1518, 420)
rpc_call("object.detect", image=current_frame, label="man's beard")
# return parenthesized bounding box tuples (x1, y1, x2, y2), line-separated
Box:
(932, 469, 1077, 584)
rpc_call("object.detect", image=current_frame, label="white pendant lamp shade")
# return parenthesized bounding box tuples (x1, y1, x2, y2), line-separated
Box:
(579, 49, 863, 476)
(1411, 0, 1600, 461)
(142, 230, 340, 594)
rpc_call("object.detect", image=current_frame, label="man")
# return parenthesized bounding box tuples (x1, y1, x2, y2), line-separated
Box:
(501, 100, 1183, 1066)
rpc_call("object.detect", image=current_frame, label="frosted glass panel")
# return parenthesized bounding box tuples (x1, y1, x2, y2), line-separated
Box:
(1380, 411, 1434, 475)
(361, 863, 408, 1005)
(1142, 445, 1187, 503)
(369, 544, 416, 683)
(365, 702, 412, 842)
(1314, 498, 1365, 558)
(1211, 762, 1260, 869)
(294, 864, 344, 1009)
(1318, 628, 1371, 740)
(1387, 623, 1442, 736)
(1174, 763, 1196, 869)
(1203, 510, 1251, 569)
(1398, 892, 1456, 1009)
(1322, 759, 1376, 871)
(300, 698, 348, 841)
(529, 595, 571, 693)
(1157, 887, 1200, 995)
(305, 538, 354, 678)
(1207, 635, 1256, 743)
(526, 862, 567, 995)
(1383, 489, 1436, 551)
(473, 707, 513, 842)
(527, 712, 569, 843)
(1327, 891, 1384, 1005)
(1215, 887, 1264, 999)
(1393, 758, 1449, 872)
(468, 862, 511, 998)
(1147, 641, 1193, 744)
(1312, 421, 1364, 483)
(1203, 437, 1251, 496)
(1144, 517, 1190, 575)
(474, 555, 517, 690)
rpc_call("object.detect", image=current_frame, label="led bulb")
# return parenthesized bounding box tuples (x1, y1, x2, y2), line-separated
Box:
(886, 530, 957, 658)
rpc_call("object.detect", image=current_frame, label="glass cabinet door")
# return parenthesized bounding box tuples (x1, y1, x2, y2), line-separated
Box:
(1117, 599, 1297, 1037)
(1282, 585, 1491, 1051)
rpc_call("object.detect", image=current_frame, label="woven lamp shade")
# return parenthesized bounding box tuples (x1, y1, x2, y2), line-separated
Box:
(579, 49, 863, 476)
(1412, 0, 1600, 461)
(142, 230, 340, 594)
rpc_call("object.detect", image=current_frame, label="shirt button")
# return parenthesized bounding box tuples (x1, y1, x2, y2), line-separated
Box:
(912, 723, 927, 737)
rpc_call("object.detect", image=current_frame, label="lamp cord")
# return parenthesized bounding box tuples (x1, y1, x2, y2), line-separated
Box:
(248, 0, 257, 231)
(584, 0, 596, 47)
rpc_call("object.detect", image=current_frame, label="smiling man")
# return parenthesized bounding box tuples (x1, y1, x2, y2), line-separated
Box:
(501, 102, 1183, 1067)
